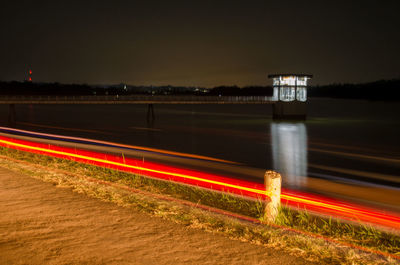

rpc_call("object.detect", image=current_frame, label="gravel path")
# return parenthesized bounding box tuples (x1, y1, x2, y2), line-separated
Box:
(0, 167, 310, 265)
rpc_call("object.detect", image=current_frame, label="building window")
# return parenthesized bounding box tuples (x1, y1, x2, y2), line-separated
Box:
(280, 86, 296, 101)
(273, 86, 279, 101)
(296, 77, 307, 86)
(296, 87, 307, 101)
(280, 76, 296, 86)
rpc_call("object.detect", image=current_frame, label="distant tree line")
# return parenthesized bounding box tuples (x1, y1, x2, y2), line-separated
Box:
(0, 79, 399, 100)
(0, 81, 198, 96)
(0, 81, 95, 95)
(208, 86, 273, 96)
(0, 81, 273, 96)
(308, 79, 400, 101)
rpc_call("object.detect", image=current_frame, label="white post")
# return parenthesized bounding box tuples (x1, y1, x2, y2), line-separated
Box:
(264, 170, 282, 223)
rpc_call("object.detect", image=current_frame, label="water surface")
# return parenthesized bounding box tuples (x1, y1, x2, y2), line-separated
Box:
(1, 98, 399, 210)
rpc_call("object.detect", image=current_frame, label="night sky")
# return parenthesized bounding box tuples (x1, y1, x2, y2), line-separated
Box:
(1, 1, 399, 87)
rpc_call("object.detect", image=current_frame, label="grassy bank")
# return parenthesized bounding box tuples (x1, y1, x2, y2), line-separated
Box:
(0, 146, 399, 264)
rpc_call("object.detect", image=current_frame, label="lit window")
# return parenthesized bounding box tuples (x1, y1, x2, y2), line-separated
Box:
(296, 77, 307, 86)
(296, 87, 307, 101)
(280, 86, 295, 101)
(280, 76, 296, 86)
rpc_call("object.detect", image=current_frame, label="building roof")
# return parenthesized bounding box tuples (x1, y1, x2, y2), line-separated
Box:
(268, 74, 313, 78)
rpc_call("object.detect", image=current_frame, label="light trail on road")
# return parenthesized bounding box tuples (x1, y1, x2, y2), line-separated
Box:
(15, 121, 118, 136)
(0, 134, 399, 230)
(309, 163, 400, 184)
(0, 126, 239, 164)
(0, 135, 265, 198)
(308, 147, 400, 165)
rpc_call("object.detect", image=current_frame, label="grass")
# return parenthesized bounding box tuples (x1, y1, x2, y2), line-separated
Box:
(0, 146, 399, 264)
(276, 206, 400, 255)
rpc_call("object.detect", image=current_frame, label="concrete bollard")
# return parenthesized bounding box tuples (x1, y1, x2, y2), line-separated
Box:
(264, 170, 282, 223)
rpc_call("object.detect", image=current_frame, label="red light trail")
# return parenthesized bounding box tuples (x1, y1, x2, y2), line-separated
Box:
(0, 135, 399, 231)
(0, 127, 238, 164)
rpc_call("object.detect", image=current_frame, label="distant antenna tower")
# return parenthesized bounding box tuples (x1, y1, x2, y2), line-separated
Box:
(28, 69, 32, 82)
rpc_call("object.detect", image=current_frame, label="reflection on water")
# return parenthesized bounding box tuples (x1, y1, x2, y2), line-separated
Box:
(271, 122, 308, 188)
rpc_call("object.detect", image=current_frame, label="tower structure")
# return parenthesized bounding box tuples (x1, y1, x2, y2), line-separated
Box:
(268, 74, 312, 102)
(268, 73, 312, 120)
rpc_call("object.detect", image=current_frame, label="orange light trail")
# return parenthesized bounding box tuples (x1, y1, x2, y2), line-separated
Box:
(280, 191, 400, 229)
(0, 126, 238, 164)
(0, 136, 266, 198)
(0, 135, 399, 230)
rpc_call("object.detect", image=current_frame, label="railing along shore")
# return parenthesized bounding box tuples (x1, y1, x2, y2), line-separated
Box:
(0, 95, 275, 104)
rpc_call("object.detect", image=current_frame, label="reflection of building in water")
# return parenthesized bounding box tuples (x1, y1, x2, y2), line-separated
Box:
(271, 122, 307, 188)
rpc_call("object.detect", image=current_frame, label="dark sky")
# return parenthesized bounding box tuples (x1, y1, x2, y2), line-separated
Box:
(1, 0, 399, 87)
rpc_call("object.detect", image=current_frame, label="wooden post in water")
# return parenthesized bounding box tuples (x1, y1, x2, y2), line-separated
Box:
(147, 104, 155, 121)
(8, 104, 16, 127)
(264, 170, 281, 223)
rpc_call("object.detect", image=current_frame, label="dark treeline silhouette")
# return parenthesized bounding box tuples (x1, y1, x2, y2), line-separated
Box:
(1, 79, 399, 100)
(0, 81, 94, 95)
(0, 81, 199, 96)
(308, 79, 400, 101)
(208, 86, 272, 96)
(0, 81, 273, 96)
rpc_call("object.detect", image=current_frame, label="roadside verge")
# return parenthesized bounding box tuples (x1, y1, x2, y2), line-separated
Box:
(0, 148, 399, 264)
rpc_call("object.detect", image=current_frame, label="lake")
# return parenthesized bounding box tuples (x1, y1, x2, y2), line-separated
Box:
(1, 98, 399, 210)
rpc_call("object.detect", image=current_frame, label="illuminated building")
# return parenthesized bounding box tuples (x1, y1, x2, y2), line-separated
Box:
(268, 74, 312, 102)
(268, 74, 312, 119)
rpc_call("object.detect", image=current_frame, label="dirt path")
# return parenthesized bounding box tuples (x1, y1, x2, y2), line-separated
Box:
(0, 167, 310, 265)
